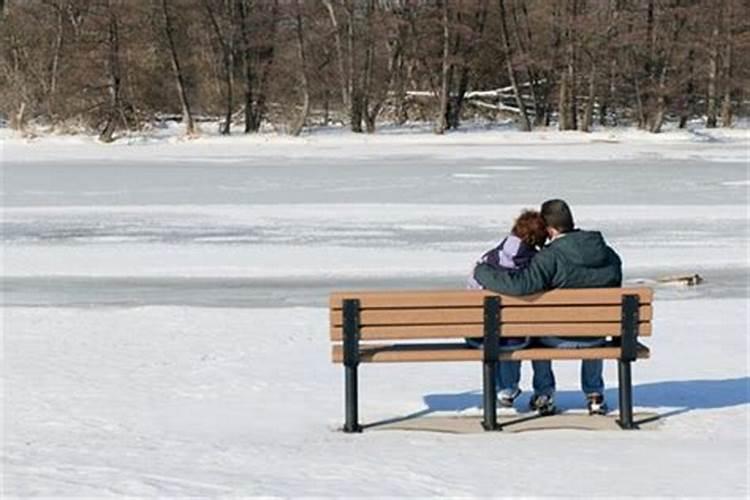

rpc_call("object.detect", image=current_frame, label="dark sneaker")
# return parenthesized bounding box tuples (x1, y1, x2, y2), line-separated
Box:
(498, 388, 521, 408)
(529, 393, 556, 416)
(587, 393, 608, 415)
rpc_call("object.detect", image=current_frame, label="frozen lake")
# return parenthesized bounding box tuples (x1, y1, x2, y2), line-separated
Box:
(2, 151, 749, 307)
(3, 157, 748, 206)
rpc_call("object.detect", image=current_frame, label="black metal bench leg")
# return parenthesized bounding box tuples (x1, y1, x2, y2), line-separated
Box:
(481, 296, 501, 431)
(482, 361, 499, 431)
(617, 360, 638, 430)
(617, 294, 640, 430)
(343, 299, 362, 433)
(344, 365, 361, 433)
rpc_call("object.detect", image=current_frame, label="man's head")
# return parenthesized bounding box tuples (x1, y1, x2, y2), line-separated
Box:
(541, 199, 575, 237)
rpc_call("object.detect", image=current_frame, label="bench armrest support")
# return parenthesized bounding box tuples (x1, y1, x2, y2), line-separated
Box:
(620, 295, 640, 362)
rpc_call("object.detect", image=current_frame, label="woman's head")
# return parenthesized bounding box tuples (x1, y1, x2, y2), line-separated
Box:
(512, 210, 548, 248)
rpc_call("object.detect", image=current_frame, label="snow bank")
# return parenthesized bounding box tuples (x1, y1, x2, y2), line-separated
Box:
(3, 122, 748, 163)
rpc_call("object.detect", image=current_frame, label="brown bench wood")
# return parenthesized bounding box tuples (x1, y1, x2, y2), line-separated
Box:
(332, 344, 650, 363)
(330, 287, 653, 433)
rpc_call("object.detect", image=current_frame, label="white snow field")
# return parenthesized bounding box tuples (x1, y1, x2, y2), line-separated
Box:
(2, 126, 749, 497)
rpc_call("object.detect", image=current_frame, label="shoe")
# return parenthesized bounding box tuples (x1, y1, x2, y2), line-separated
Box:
(529, 393, 556, 416)
(586, 393, 608, 415)
(498, 388, 521, 408)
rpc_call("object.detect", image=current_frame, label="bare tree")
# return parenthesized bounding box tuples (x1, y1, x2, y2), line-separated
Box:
(1, 0, 748, 136)
(322, 0, 349, 111)
(434, 0, 451, 134)
(720, 0, 736, 127)
(159, 0, 195, 135)
(557, 0, 578, 131)
(498, 0, 531, 131)
(289, 0, 309, 136)
(202, 0, 235, 134)
(706, 2, 722, 128)
(237, 0, 278, 133)
(99, 1, 124, 142)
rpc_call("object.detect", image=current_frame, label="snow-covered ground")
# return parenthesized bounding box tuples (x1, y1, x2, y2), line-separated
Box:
(3, 120, 749, 164)
(2, 125, 749, 497)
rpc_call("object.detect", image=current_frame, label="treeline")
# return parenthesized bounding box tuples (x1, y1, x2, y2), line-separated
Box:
(1, 0, 748, 140)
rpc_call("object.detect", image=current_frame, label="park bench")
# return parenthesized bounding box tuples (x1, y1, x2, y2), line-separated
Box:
(329, 287, 653, 433)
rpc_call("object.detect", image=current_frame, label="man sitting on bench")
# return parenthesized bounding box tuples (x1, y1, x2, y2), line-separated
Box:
(473, 199, 623, 416)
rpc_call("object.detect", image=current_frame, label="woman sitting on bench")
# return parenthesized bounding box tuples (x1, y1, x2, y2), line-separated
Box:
(465, 209, 550, 409)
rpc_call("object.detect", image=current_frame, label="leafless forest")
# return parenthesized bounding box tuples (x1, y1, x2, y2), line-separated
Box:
(1, 0, 748, 140)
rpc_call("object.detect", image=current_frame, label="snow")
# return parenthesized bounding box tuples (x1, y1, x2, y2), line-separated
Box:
(3, 301, 748, 497)
(2, 121, 749, 164)
(1, 125, 749, 496)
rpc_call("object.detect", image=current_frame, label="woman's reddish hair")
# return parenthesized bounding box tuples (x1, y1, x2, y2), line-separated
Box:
(512, 210, 548, 248)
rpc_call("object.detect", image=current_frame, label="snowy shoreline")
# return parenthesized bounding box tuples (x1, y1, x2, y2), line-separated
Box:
(3, 122, 749, 163)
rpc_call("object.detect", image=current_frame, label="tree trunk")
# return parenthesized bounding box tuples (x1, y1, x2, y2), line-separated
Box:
(633, 70, 646, 128)
(511, 0, 541, 126)
(448, 65, 470, 129)
(203, 0, 234, 135)
(567, 0, 578, 130)
(600, 59, 616, 126)
(558, 72, 569, 129)
(557, 0, 577, 131)
(237, 0, 255, 133)
(343, 1, 363, 133)
(246, 0, 278, 133)
(498, 0, 531, 131)
(529, 11, 549, 126)
(160, 0, 195, 136)
(99, 5, 122, 143)
(47, 4, 65, 120)
(435, 0, 450, 134)
(11, 102, 26, 132)
(361, 0, 376, 133)
(322, 0, 349, 111)
(580, 61, 595, 132)
(706, 12, 720, 128)
(649, 66, 668, 133)
(289, 0, 309, 136)
(720, 5, 733, 128)
(679, 49, 695, 129)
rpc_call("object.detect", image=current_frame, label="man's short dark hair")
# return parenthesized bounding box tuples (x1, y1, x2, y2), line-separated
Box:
(541, 199, 575, 232)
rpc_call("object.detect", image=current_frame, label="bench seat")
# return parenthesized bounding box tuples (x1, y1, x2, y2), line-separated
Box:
(332, 343, 650, 363)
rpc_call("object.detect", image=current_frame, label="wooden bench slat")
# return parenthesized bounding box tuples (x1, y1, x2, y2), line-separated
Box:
(331, 344, 650, 363)
(330, 305, 653, 327)
(330, 287, 653, 310)
(330, 321, 652, 340)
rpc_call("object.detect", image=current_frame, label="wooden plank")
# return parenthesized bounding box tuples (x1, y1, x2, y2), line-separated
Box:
(330, 287, 653, 310)
(330, 322, 652, 340)
(331, 344, 650, 363)
(330, 305, 653, 327)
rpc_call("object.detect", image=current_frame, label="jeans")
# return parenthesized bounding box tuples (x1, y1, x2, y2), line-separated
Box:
(497, 360, 556, 398)
(496, 336, 606, 397)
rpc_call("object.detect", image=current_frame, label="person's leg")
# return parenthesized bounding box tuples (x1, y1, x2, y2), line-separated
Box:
(581, 359, 604, 396)
(495, 337, 529, 393)
(539, 336, 605, 396)
(497, 361, 521, 395)
(531, 360, 556, 396)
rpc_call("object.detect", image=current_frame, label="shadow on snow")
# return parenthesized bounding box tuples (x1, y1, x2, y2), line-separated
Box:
(362, 377, 749, 430)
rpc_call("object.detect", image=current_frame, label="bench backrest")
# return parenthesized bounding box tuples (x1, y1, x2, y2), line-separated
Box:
(329, 288, 653, 360)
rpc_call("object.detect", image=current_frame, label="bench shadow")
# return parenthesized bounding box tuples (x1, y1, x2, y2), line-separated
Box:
(363, 377, 749, 430)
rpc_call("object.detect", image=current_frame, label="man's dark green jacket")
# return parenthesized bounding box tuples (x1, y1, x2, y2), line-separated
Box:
(473, 230, 622, 296)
